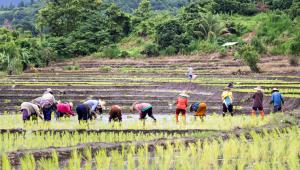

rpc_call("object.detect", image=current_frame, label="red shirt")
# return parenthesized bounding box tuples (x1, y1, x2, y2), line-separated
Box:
(57, 103, 75, 116)
(176, 97, 188, 110)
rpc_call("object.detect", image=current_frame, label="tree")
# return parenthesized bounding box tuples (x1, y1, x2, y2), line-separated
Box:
(155, 19, 190, 53)
(236, 45, 261, 73)
(37, 0, 102, 36)
(289, 0, 300, 19)
(18, 1, 25, 7)
(289, 36, 300, 66)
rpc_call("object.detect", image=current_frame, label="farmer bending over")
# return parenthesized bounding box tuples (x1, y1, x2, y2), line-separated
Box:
(76, 99, 105, 123)
(270, 88, 284, 113)
(109, 105, 122, 122)
(175, 91, 189, 123)
(252, 86, 264, 120)
(56, 102, 75, 120)
(221, 87, 234, 116)
(190, 102, 207, 121)
(131, 102, 156, 122)
(40, 88, 56, 121)
(20, 102, 43, 122)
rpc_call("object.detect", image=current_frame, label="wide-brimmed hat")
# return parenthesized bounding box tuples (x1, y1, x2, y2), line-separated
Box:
(99, 99, 106, 108)
(46, 88, 53, 92)
(272, 88, 279, 92)
(179, 91, 190, 98)
(69, 102, 73, 107)
(254, 86, 263, 91)
(130, 101, 139, 112)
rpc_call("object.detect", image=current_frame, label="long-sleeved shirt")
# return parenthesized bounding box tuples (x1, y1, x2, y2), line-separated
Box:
(57, 103, 75, 116)
(40, 92, 56, 108)
(270, 92, 284, 106)
(176, 97, 188, 110)
(253, 92, 264, 108)
(21, 102, 43, 118)
(221, 91, 233, 106)
(134, 103, 152, 114)
(84, 100, 99, 111)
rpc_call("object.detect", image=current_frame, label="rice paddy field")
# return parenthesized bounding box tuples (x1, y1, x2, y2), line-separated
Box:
(0, 55, 299, 169)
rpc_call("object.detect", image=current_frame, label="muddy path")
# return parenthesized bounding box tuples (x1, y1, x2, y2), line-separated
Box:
(6, 122, 296, 166)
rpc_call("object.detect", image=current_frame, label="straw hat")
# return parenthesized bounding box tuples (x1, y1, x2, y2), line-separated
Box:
(46, 88, 53, 92)
(254, 86, 263, 91)
(69, 102, 73, 107)
(130, 101, 139, 112)
(99, 99, 106, 108)
(179, 91, 190, 98)
(272, 88, 279, 92)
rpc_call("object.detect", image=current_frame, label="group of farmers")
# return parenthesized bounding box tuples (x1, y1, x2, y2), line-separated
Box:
(20, 84, 285, 123)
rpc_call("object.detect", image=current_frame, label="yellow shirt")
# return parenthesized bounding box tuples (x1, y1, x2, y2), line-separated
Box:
(221, 91, 233, 103)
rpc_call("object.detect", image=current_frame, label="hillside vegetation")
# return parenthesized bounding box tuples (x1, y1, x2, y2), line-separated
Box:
(0, 0, 300, 74)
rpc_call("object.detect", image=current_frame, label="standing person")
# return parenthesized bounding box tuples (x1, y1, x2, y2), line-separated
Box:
(20, 102, 43, 122)
(41, 88, 56, 121)
(221, 87, 234, 116)
(190, 102, 207, 121)
(175, 91, 189, 123)
(270, 88, 284, 113)
(109, 105, 122, 122)
(188, 66, 193, 82)
(56, 102, 75, 120)
(130, 102, 156, 122)
(252, 86, 264, 120)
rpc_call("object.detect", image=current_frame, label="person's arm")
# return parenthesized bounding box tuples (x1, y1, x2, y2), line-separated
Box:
(68, 106, 75, 116)
(281, 94, 284, 104)
(91, 101, 98, 111)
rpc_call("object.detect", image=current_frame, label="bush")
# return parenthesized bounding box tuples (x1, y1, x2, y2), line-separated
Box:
(63, 65, 81, 71)
(289, 38, 300, 66)
(219, 48, 227, 58)
(251, 37, 266, 54)
(141, 44, 159, 57)
(161, 46, 177, 56)
(99, 66, 113, 73)
(102, 47, 121, 58)
(236, 45, 260, 73)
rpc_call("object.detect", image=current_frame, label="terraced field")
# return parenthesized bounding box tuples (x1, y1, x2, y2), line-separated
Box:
(0, 55, 300, 169)
(0, 55, 299, 115)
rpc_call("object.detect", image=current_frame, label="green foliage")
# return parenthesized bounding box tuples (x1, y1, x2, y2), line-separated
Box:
(1, 155, 11, 170)
(236, 44, 261, 72)
(289, 0, 300, 19)
(185, 40, 219, 54)
(63, 65, 81, 71)
(251, 37, 266, 54)
(214, 0, 258, 16)
(99, 66, 113, 73)
(155, 19, 191, 53)
(289, 36, 300, 65)
(141, 43, 159, 57)
(38, 1, 131, 57)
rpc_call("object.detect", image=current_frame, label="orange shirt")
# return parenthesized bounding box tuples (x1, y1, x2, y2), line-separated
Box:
(176, 97, 188, 110)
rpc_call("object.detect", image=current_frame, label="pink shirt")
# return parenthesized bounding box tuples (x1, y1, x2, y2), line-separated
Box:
(57, 103, 75, 116)
(135, 103, 152, 114)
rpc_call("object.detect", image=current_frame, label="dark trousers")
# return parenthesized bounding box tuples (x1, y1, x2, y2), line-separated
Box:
(273, 105, 282, 112)
(43, 107, 52, 121)
(140, 108, 156, 121)
(76, 104, 90, 122)
(223, 103, 233, 116)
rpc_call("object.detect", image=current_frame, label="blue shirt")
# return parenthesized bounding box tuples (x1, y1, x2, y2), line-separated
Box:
(271, 92, 284, 106)
(84, 100, 99, 111)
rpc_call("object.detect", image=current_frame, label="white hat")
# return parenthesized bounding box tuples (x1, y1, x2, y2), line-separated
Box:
(272, 88, 279, 91)
(99, 99, 106, 108)
(254, 86, 263, 91)
(179, 91, 190, 98)
(46, 88, 53, 92)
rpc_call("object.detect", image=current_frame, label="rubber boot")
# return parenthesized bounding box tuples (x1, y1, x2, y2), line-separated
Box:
(260, 111, 265, 120)
(251, 110, 256, 117)
(176, 114, 179, 123)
